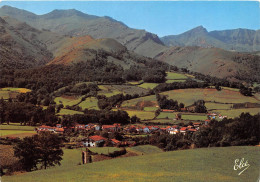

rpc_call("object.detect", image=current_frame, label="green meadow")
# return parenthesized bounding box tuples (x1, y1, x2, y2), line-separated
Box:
(58, 109, 84, 115)
(161, 88, 259, 106)
(54, 96, 83, 106)
(123, 110, 155, 120)
(128, 145, 163, 155)
(79, 97, 99, 110)
(138, 83, 159, 89)
(3, 146, 259, 182)
(0, 123, 36, 138)
(166, 72, 188, 80)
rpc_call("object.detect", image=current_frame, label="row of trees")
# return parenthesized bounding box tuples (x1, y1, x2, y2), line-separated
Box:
(0, 99, 58, 126)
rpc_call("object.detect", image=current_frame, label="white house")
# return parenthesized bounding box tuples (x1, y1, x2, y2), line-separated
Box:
(83, 135, 106, 147)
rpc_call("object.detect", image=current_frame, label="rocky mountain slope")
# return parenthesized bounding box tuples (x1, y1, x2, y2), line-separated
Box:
(161, 26, 260, 52)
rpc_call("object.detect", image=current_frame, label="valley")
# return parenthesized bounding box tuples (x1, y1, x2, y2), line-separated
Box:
(0, 4, 259, 182)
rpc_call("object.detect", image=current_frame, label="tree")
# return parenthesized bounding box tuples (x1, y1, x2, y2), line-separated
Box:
(14, 137, 39, 171)
(130, 115, 140, 124)
(14, 132, 63, 171)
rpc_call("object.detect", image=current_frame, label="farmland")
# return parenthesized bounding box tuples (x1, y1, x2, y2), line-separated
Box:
(3, 146, 259, 182)
(0, 123, 36, 138)
(161, 88, 259, 106)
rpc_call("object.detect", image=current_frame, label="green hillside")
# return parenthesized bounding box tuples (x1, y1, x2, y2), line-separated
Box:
(3, 146, 259, 182)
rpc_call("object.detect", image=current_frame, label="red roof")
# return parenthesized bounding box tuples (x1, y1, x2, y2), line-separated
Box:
(102, 125, 116, 129)
(55, 128, 64, 132)
(180, 127, 187, 131)
(89, 135, 106, 142)
(111, 139, 121, 144)
(205, 119, 211, 122)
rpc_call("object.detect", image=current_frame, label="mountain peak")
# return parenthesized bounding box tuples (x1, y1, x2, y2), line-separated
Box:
(189, 25, 208, 34)
(41, 8, 98, 20)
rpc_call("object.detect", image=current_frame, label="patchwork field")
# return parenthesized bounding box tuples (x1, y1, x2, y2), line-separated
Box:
(3, 146, 259, 182)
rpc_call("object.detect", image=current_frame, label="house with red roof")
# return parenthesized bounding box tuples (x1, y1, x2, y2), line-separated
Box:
(75, 124, 86, 130)
(180, 127, 187, 135)
(102, 124, 120, 132)
(111, 139, 121, 146)
(83, 135, 107, 147)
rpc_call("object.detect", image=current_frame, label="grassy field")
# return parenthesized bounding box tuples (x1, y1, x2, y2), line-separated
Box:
(138, 83, 159, 89)
(143, 107, 158, 112)
(128, 145, 162, 155)
(0, 123, 36, 138)
(205, 102, 233, 110)
(214, 108, 260, 118)
(161, 88, 260, 106)
(1, 87, 31, 93)
(156, 112, 207, 121)
(156, 112, 175, 119)
(79, 97, 99, 110)
(89, 147, 121, 154)
(54, 96, 83, 106)
(58, 109, 84, 115)
(0, 130, 36, 137)
(181, 114, 208, 121)
(0, 123, 35, 130)
(166, 72, 188, 80)
(3, 146, 259, 182)
(122, 110, 155, 120)
(121, 95, 157, 108)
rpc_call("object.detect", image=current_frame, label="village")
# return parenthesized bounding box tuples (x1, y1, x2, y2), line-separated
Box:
(35, 112, 227, 148)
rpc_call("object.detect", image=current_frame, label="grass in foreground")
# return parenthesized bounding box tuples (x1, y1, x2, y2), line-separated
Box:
(128, 145, 163, 155)
(3, 146, 259, 182)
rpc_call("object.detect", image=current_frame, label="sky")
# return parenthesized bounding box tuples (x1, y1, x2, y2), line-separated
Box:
(0, 1, 259, 37)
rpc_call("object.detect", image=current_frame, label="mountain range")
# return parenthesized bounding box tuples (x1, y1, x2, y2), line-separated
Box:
(0, 5, 259, 82)
(161, 26, 260, 52)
